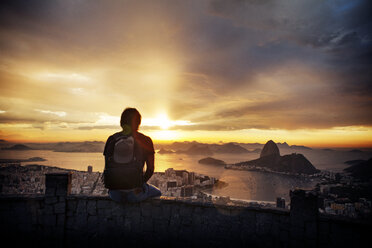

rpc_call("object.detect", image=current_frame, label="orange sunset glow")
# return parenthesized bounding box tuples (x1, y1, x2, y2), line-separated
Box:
(0, 1, 371, 148)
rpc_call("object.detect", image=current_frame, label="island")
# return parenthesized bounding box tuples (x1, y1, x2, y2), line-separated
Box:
(198, 157, 226, 166)
(0, 157, 47, 164)
(225, 140, 319, 176)
(1, 144, 33, 150)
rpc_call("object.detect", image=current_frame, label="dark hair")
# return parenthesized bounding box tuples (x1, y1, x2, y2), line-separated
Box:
(120, 108, 141, 132)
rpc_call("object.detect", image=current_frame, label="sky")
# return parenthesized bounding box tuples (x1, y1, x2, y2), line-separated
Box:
(0, 0, 371, 147)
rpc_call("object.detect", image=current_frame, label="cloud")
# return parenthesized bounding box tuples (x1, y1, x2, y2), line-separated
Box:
(76, 125, 118, 131)
(35, 109, 66, 117)
(0, 0, 371, 137)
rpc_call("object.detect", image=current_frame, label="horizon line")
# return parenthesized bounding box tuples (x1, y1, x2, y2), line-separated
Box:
(1, 139, 372, 149)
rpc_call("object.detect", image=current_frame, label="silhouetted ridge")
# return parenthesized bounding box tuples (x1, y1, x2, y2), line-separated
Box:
(279, 153, 318, 174)
(344, 158, 372, 181)
(212, 143, 249, 154)
(178, 144, 213, 156)
(2, 144, 33, 150)
(235, 140, 319, 175)
(157, 148, 175, 154)
(260, 140, 280, 158)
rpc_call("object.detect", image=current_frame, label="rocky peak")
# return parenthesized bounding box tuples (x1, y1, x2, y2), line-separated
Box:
(260, 140, 280, 158)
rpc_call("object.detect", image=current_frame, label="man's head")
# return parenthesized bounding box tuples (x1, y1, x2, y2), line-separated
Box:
(120, 108, 141, 134)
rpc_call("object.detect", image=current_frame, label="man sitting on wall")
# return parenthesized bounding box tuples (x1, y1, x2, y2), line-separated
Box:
(103, 107, 161, 203)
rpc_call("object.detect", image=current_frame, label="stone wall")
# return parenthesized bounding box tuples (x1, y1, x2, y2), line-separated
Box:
(0, 173, 371, 248)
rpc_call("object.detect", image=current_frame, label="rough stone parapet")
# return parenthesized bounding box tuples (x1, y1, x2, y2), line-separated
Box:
(289, 189, 319, 247)
(1, 175, 372, 247)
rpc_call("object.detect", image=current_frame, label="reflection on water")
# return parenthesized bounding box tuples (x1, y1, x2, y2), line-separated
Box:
(0, 150, 325, 201)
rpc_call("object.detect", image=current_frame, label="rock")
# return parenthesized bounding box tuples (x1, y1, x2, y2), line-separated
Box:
(234, 140, 319, 175)
(198, 157, 226, 166)
(27, 157, 47, 162)
(260, 140, 280, 158)
(279, 153, 319, 175)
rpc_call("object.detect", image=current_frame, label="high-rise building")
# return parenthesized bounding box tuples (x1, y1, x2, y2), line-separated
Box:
(210, 177, 215, 185)
(152, 179, 159, 187)
(182, 172, 189, 185)
(188, 172, 195, 185)
(165, 168, 175, 177)
(167, 181, 177, 190)
(276, 197, 285, 208)
(181, 185, 194, 197)
(87, 165, 93, 173)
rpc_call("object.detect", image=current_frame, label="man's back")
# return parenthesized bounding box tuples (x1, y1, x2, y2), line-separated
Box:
(103, 131, 155, 189)
(103, 107, 161, 203)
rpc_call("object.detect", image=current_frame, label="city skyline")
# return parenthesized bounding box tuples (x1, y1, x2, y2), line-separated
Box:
(0, 0, 371, 147)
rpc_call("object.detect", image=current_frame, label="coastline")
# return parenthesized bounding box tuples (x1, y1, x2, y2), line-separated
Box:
(224, 164, 322, 179)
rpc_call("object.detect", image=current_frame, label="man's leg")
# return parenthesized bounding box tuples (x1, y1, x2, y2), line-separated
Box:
(146, 183, 161, 198)
(126, 183, 161, 203)
(109, 190, 124, 202)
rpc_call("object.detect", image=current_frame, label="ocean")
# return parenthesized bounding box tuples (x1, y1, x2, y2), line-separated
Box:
(1, 148, 371, 202)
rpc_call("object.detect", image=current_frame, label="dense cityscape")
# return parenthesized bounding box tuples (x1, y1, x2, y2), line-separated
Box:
(0, 162, 222, 199)
(316, 170, 371, 219)
(1, 159, 371, 219)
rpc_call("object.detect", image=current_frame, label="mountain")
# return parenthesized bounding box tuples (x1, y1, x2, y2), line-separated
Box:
(234, 140, 319, 175)
(158, 140, 314, 156)
(290, 145, 312, 150)
(168, 141, 200, 151)
(345, 159, 365, 166)
(157, 148, 175, 154)
(211, 143, 250, 154)
(344, 158, 372, 181)
(277, 142, 290, 149)
(260, 140, 280, 158)
(198, 157, 226, 166)
(348, 149, 364, 153)
(322, 148, 335, 152)
(251, 148, 262, 153)
(51, 141, 104, 152)
(0, 157, 46, 164)
(2, 144, 33, 150)
(177, 144, 213, 156)
(278, 153, 319, 174)
(177, 142, 249, 155)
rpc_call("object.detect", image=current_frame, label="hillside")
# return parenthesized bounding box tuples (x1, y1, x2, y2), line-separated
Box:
(344, 158, 372, 181)
(233, 140, 319, 175)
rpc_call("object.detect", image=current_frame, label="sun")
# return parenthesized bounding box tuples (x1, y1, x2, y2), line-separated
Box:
(141, 112, 193, 141)
(142, 113, 173, 130)
(157, 114, 172, 130)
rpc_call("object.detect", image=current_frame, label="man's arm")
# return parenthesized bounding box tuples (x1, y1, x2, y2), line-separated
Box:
(143, 154, 154, 183)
